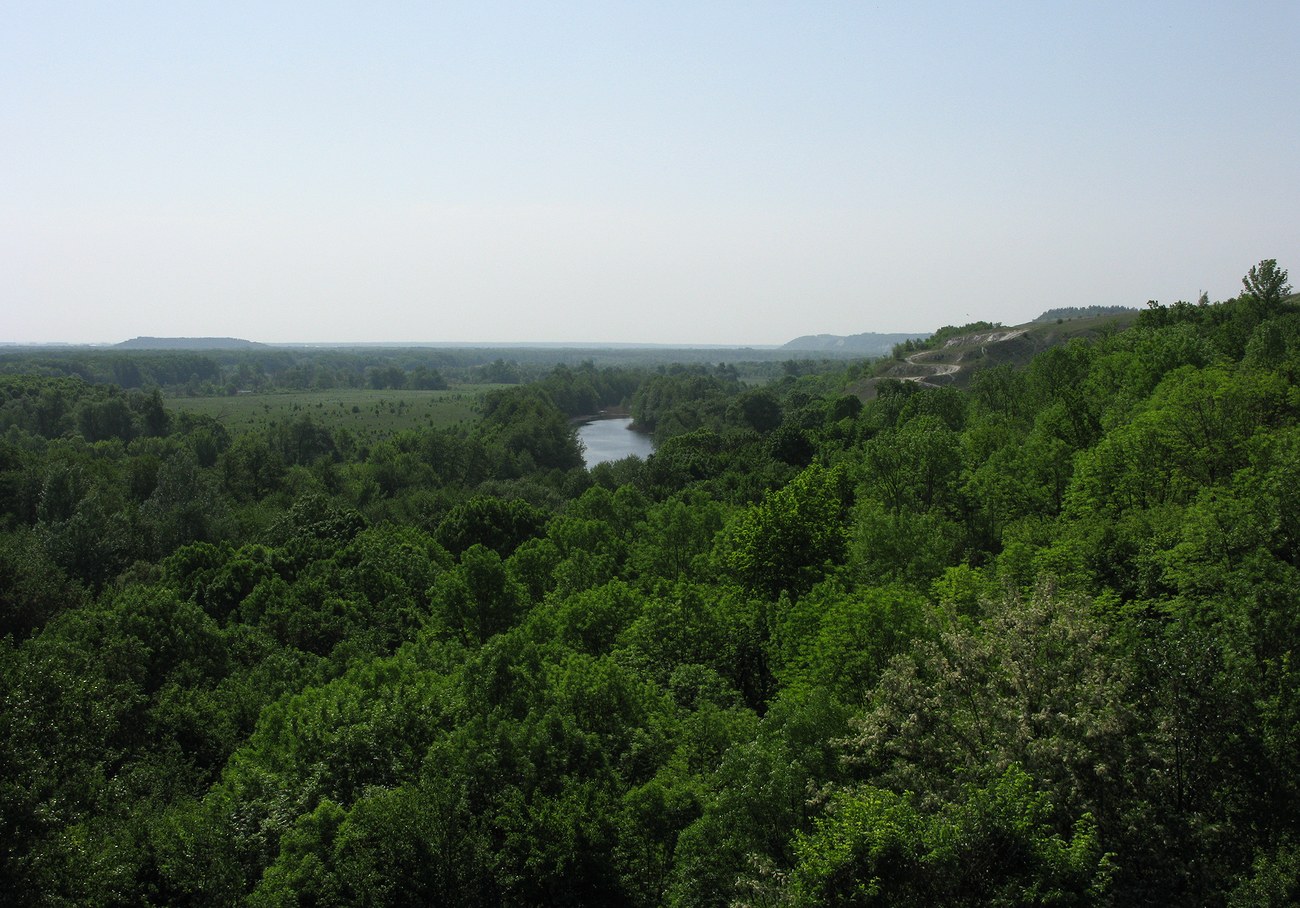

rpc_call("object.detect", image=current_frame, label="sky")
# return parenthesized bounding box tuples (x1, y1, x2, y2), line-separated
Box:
(3, 2, 1298, 346)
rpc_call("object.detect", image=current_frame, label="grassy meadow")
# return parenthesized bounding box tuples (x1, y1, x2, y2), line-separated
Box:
(165, 386, 498, 439)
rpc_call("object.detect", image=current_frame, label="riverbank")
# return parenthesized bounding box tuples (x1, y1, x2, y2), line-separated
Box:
(570, 405, 632, 424)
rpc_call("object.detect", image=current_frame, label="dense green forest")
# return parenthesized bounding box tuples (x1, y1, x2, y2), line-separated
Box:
(2, 260, 1299, 905)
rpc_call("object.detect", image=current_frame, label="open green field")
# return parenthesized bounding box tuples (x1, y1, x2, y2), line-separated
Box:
(165, 386, 499, 438)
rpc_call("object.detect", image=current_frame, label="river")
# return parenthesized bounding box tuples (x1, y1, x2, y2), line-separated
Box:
(577, 417, 655, 468)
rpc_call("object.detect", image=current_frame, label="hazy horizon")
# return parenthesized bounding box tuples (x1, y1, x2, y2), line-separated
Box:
(4, 3, 1297, 345)
(1, 331, 933, 349)
(0, 337, 800, 348)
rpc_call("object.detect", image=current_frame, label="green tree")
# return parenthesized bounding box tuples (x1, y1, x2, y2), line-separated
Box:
(222, 434, 286, 502)
(859, 415, 962, 516)
(734, 388, 783, 433)
(667, 691, 849, 907)
(1243, 258, 1292, 314)
(432, 544, 528, 644)
(773, 582, 930, 704)
(628, 491, 725, 584)
(717, 464, 849, 600)
(844, 585, 1138, 829)
(435, 495, 548, 557)
(781, 767, 1111, 907)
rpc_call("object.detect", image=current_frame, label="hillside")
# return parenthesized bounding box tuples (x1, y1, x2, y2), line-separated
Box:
(782, 331, 928, 356)
(851, 310, 1139, 398)
(115, 336, 266, 350)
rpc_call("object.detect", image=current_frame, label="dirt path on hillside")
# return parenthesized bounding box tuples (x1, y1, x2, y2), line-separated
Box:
(899, 350, 962, 388)
(896, 329, 1028, 388)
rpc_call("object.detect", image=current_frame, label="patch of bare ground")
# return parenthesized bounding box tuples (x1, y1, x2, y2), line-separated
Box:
(848, 318, 1129, 401)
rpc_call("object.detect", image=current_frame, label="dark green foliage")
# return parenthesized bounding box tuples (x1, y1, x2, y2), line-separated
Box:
(478, 385, 584, 471)
(734, 388, 783, 433)
(667, 690, 848, 905)
(0, 528, 88, 639)
(1036, 304, 1138, 322)
(630, 367, 741, 439)
(431, 544, 528, 644)
(435, 495, 548, 557)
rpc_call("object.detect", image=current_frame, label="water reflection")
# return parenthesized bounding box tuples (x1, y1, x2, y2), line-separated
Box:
(578, 417, 655, 468)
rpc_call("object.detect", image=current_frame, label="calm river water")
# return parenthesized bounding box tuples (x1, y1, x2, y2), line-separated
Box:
(578, 417, 655, 468)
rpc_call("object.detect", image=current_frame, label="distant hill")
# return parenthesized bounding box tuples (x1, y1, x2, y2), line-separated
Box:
(782, 332, 928, 356)
(1033, 305, 1138, 323)
(115, 337, 266, 350)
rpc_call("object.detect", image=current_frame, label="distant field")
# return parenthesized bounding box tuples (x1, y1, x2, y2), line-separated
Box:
(164, 387, 497, 438)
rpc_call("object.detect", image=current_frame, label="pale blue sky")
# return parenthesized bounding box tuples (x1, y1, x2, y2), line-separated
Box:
(3, 2, 1297, 344)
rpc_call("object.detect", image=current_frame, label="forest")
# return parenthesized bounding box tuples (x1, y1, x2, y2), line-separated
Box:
(1, 259, 1298, 906)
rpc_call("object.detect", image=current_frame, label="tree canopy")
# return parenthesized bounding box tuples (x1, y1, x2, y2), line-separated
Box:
(1, 260, 1298, 905)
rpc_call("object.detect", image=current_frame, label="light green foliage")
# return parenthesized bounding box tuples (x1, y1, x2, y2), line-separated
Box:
(1045, 362, 1298, 601)
(783, 767, 1110, 907)
(539, 580, 644, 655)
(1021, 341, 1103, 450)
(851, 410, 966, 581)
(506, 535, 562, 603)
(963, 411, 1073, 550)
(929, 563, 998, 619)
(1243, 258, 1293, 314)
(860, 415, 962, 516)
(617, 585, 730, 687)
(546, 504, 630, 597)
(773, 582, 930, 703)
(850, 497, 964, 586)
(1227, 842, 1300, 907)
(845, 585, 1136, 823)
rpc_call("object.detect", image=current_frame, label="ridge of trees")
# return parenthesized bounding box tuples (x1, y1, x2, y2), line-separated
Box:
(1034, 305, 1139, 322)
